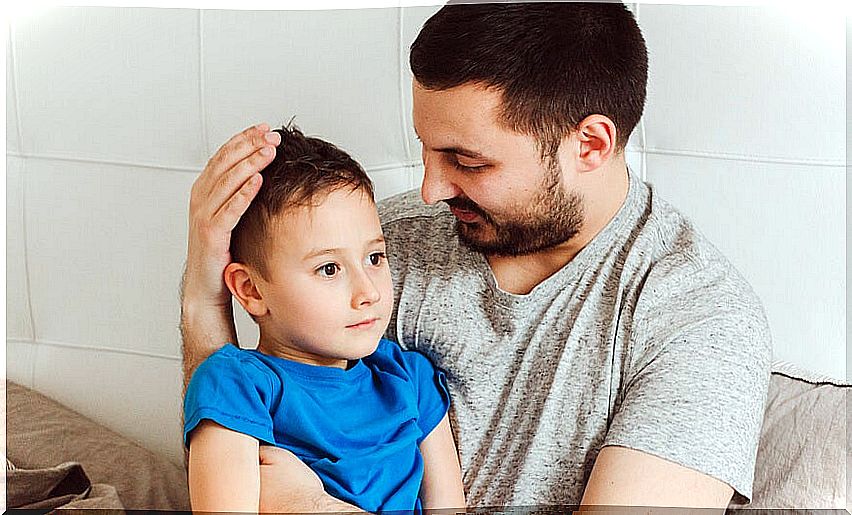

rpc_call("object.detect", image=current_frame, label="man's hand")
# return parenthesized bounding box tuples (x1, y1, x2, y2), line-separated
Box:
(180, 123, 281, 389)
(258, 446, 365, 513)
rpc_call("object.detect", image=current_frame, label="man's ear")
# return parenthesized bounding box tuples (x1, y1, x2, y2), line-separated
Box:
(224, 262, 268, 318)
(574, 114, 618, 172)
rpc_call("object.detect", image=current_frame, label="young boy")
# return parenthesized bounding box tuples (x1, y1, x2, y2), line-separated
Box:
(183, 125, 466, 513)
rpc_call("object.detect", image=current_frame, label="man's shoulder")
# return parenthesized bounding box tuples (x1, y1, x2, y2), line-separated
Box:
(634, 189, 769, 337)
(378, 190, 451, 228)
(377, 190, 458, 254)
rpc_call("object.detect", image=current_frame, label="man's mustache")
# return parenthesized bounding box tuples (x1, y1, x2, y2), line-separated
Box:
(443, 197, 489, 220)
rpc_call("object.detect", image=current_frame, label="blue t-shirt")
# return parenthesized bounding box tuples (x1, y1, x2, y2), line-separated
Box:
(183, 338, 450, 513)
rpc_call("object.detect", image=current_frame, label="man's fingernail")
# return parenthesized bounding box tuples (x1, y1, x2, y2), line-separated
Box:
(255, 123, 270, 131)
(260, 147, 273, 157)
(264, 132, 280, 144)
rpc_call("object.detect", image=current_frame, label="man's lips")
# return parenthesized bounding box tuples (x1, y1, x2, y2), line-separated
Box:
(346, 318, 379, 329)
(449, 206, 481, 223)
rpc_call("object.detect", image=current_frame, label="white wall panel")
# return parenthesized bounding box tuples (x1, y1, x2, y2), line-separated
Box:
(6, 29, 20, 154)
(370, 166, 415, 201)
(6, 156, 32, 341)
(233, 298, 260, 350)
(625, 150, 643, 180)
(202, 9, 407, 169)
(401, 4, 441, 161)
(641, 5, 845, 165)
(25, 159, 196, 357)
(6, 340, 37, 387)
(646, 154, 845, 380)
(12, 7, 205, 168)
(32, 345, 183, 464)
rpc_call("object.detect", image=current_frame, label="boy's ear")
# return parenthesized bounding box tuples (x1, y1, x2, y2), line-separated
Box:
(223, 262, 268, 318)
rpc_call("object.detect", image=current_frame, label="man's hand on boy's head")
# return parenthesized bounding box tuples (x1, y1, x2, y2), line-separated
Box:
(183, 123, 280, 309)
(181, 123, 280, 388)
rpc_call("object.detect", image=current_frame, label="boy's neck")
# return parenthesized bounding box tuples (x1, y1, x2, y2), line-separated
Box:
(256, 337, 350, 370)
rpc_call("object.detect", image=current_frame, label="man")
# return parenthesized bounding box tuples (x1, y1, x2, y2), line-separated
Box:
(181, 2, 771, 511)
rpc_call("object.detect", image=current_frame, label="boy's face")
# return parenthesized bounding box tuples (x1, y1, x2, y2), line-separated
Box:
(254, 188, 393, 367)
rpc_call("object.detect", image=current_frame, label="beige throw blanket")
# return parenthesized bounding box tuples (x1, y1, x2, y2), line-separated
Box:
(6, 460, 124, 511)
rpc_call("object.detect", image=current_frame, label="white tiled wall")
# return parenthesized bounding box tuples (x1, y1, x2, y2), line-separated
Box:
(5, 4, 847, 463)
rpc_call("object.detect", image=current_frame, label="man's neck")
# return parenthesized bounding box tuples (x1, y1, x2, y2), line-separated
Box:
(486, 162, 630, 295)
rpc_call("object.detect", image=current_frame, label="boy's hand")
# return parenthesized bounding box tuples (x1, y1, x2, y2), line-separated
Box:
(181, 124, 281, 387)
(258, 446, 366, 513)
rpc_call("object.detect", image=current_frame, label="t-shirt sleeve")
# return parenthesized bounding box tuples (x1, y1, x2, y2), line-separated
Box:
(603, 257, 772, 504)
(401, 348, 451, 444)
(183, 346, 277, 447)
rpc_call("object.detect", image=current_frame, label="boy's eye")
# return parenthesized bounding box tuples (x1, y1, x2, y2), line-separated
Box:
(318, 263, 340, 277)
(367, 252, 386, 266)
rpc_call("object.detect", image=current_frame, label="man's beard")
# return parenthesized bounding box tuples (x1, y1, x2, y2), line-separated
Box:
(445, 161, 584, 257)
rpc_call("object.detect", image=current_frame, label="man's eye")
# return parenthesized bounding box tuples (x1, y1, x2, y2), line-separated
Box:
(453, 158, 486, 172)
(368, 252, 386, 266)
(317, 263, 340, 277)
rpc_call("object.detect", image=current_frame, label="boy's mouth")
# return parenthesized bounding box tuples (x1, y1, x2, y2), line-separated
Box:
(346, 317, 379, 330)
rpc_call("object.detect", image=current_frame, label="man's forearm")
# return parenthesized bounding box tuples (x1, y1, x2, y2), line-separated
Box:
(262, 489, 365, 514)
(180, 288, 238, 393)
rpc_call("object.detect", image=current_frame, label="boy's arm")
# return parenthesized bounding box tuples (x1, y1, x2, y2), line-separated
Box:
(188, 419, 260, 512)
(418, 413, 466, 510)
(180, 123, 280, 391)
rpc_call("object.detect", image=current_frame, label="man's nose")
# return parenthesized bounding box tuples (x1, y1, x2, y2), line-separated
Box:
(420, 154, 460, 205)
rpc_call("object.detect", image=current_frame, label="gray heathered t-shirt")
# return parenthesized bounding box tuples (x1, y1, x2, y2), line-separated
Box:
(377, 168, 772, 508)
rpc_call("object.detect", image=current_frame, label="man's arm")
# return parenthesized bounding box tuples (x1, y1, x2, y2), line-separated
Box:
(180, 123, 281, 391)
(257, 446, 366, 513)
(418, 413, 466, 510)
(579, 446, 733, 513)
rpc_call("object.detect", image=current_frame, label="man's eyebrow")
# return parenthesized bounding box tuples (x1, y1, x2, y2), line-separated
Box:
(436, 146, 486, 160)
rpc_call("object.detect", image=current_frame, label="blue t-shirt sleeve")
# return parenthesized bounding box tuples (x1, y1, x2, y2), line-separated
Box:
(400, 347, 451, 443)
(183, 345, 277, 447)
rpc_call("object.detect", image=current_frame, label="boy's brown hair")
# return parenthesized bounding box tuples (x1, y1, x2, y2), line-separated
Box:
(230, 124, 375, 279)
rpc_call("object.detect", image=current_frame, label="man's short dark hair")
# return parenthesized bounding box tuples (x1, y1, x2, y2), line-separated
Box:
(231, 124, 374, 279)
(410, 1, 648, 158)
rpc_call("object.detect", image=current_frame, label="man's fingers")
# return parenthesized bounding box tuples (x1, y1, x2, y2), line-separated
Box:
(205, 144, 275, 222)
(211, 172, 264, 233)
(210, 124, 281, 177)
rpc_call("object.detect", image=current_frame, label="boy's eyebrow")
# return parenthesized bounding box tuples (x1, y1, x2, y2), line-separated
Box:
(303, 236, 386, 261)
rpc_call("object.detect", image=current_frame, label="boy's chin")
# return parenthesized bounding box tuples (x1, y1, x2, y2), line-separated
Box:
(349, 337, 381, 359)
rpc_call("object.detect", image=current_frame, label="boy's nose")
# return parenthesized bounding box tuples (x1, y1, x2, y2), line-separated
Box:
(351, 271, 381, 308)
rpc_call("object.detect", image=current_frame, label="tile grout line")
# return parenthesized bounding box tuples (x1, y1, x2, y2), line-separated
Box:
(10, 22, 39, 386)
(4, 151, 426, 174)
(643, 148, 846, 168)
(635, 2, 648, 182)
(396, 7, 415, 189)
(7, 337, 181, 363)
(9, 23, 24, 156)
(5, 148, 845, 172)
(198, 9, 210, 159)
